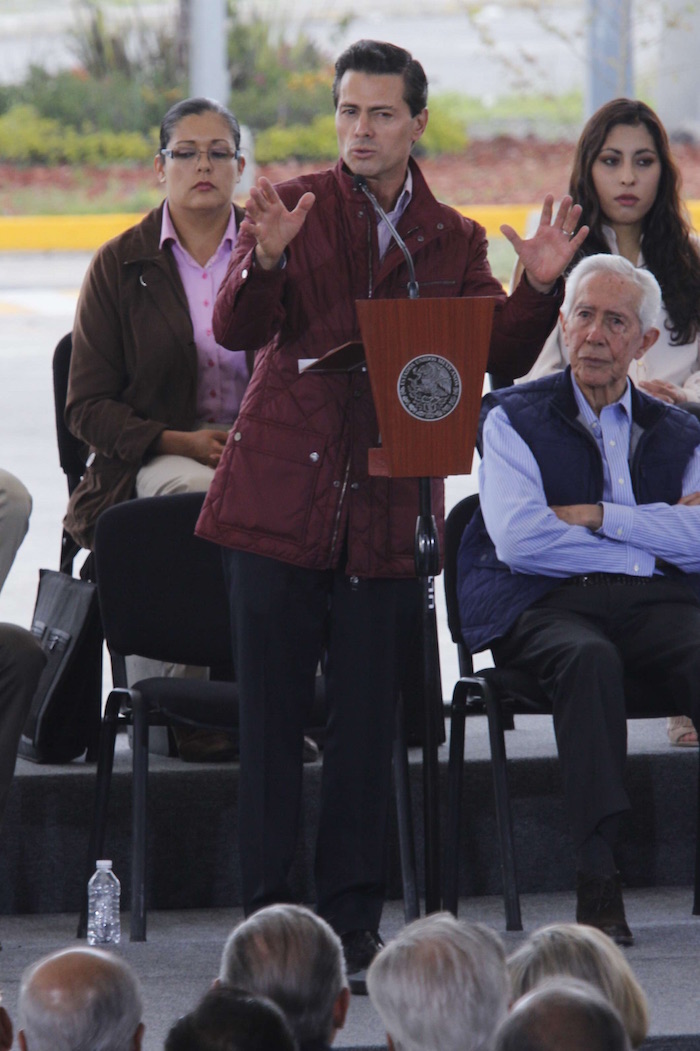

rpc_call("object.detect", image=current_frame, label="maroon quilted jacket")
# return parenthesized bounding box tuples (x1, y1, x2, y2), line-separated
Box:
(196, 159, 562, 578)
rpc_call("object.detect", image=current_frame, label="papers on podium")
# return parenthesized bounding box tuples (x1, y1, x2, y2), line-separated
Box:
(298, 341, 365, 374)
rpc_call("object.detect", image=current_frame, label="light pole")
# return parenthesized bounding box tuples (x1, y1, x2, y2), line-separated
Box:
(586, 0, 633, 117)
(189, 0, 229, 103)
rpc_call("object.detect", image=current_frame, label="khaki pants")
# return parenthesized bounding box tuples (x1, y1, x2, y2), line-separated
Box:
(0, 469, 31, 593)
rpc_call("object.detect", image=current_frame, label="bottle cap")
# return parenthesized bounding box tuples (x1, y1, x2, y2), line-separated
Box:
(96, 860, 113, 870)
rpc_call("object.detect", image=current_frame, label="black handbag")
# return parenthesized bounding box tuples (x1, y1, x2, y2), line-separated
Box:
(19, 569, 102, 763)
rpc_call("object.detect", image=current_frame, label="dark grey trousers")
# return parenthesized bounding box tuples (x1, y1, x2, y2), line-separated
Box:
(494, 577, 700, 850)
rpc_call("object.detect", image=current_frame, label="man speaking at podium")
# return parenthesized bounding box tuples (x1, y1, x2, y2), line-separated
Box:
(197, 38, 585, 975)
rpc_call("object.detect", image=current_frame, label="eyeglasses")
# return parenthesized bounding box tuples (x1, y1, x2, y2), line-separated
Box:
(160, 146, 240, 165)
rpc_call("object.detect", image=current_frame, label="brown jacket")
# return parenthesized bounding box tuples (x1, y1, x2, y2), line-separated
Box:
(197, 160, 562, 577)
(65, 202, 244, 549)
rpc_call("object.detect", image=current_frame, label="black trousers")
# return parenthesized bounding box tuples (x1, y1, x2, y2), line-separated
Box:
(222, 547, 418, 934)
(494, 577, 700, 851)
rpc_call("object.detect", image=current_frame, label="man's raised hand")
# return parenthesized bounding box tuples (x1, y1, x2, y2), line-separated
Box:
(501, 195, 589, 294)
(242, 177, 316, 270)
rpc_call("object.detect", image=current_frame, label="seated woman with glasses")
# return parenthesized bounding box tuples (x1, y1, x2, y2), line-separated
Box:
(66, 96, 249, 550)
(64, 96, 250, 761)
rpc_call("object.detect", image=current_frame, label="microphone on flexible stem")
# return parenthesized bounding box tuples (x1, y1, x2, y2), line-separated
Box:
(353, 174, 419, 299)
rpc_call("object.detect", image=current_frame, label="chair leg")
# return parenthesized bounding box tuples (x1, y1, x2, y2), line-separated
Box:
(689, 744, 693, 916)
(485, 690, 523, 931)
(443, 678, 470, 916)
(393, 698, 419, 923)
(85, 654, 104, 764)
(130, 693, 149, 941)
(76, 689, 122, 938)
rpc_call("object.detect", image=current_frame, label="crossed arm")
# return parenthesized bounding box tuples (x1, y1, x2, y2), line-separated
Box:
(552, 492, 700, 530)
(480, 406, 700, 577)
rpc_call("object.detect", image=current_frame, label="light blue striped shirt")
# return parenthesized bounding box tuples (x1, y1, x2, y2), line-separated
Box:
(479, 377, 700, 578)
(377, 169, 412, 260)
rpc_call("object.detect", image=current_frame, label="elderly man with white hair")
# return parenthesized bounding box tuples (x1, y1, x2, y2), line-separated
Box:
(18, 947, 144, 1051)
(366, 913, 509, 1051)
(458, 253, 700, 946)
(218, 904, 349, 1051)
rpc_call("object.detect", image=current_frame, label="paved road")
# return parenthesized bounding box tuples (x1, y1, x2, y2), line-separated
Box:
(0, 252, 483, 696)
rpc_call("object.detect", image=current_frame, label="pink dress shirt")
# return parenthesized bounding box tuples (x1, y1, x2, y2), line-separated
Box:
(161, 202, 249, 424)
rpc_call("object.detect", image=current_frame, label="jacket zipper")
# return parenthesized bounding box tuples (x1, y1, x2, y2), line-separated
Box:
(329, 206, 373, 564)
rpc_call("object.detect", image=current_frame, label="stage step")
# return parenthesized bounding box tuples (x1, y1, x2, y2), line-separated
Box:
(1, 715, 696, 920)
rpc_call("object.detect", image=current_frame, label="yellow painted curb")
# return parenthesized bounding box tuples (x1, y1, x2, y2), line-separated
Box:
(458, 205, 535, 239)
(2, 202, 700, 249)
(0, 214, 144, 252)
(463, 201, 700, 239)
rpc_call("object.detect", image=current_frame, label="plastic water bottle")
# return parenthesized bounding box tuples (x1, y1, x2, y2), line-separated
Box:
(87, 860, 121, 945)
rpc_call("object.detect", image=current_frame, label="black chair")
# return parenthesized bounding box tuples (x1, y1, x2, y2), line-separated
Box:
(53, 332, 91, 575)
(50, 332, 102, 762)
(79, 492, 418, 942)
(442, 493, 700, 931)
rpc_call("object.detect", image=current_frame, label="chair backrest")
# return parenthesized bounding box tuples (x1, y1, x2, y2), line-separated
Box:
(93, 493, 232, 669)
(443, 493, 480, 675)
(53, 332, 93, 575)
(52, 333, 88, 494)
(488, 372, 514, 392)
(443, 494, 480, 644)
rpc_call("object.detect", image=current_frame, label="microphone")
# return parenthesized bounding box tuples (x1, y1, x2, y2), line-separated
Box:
(353, 175, 419, 299)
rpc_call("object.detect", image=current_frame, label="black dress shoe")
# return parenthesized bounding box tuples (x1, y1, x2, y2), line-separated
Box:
(576, 871, 634, 947)
(340, 929, 384, 975)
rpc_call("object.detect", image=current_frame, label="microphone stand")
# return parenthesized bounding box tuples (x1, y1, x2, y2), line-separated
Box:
(355, 175, 442, 914)
(354, 176, 419, 299)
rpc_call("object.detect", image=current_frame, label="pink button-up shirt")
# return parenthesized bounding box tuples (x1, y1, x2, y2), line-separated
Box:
(161, 202, 249, 424)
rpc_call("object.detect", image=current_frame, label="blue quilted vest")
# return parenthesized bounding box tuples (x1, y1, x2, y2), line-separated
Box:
(457, 368, 700, 653)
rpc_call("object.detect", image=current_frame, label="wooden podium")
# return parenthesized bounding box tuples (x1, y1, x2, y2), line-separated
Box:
(356, 295, 497, 913)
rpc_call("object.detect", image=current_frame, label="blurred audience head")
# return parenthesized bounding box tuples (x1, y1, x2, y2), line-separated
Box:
(219, 904, 349, 1046)
(165, 986, 297, 1051)
(18, 947, 144, 1051)
(507, 922, 648, 1047)
(366, 912, 508, 1051)
(494, 977, 631, 1051)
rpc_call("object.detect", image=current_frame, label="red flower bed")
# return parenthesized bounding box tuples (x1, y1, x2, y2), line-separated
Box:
(4, 137, 700, 212)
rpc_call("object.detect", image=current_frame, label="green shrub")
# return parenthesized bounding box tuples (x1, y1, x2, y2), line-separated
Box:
(228, 14, 334, 131)
(422, 97, 469, 155)
(254, 114, 337, 163)
(0, 104, 155, 165)
(10, 66, 183, 136)
(229, 75, 333, 133)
